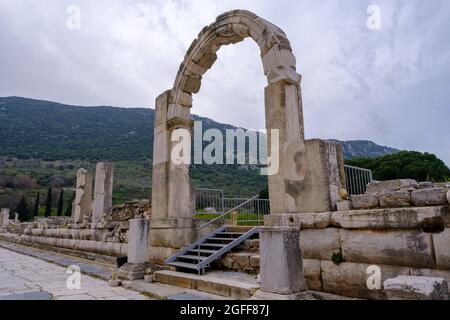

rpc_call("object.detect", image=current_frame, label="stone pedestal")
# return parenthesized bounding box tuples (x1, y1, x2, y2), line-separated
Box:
(259, 226, 306, 295)
(118, 218, 151, 280)
(92, 162, 114, 224)
(73, 169, 92, 224)
(1, 208, 10, 228)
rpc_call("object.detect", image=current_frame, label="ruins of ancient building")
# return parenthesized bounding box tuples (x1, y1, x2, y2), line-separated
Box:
(0, 10, 449, 300)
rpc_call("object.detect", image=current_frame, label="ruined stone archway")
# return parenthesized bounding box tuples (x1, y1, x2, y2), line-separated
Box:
(150, 10, 309, 263)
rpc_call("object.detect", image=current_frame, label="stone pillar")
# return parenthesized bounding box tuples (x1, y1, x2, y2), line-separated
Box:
(1, 208, 10, 228)
(14, 212, 19, 223)
(150, 90, 195, 264)
(264, 78, 307, 215)
(118, 218, 151, 280)
(73, 168, 92, 224)
(253, 227, 306, 299)
(92, 162, 114, 224)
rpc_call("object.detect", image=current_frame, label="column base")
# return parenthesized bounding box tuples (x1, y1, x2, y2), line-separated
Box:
(117, 263, 149, 281)
(251, 290, 312, 300)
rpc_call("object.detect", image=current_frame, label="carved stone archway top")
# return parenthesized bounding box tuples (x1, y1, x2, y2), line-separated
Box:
(172, 9, 301, 107)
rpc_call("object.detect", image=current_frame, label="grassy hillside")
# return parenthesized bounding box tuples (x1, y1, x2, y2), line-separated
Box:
(0, 96, 401, 211)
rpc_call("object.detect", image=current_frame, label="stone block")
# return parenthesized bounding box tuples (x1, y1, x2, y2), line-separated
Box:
(379, 191, 411, 208)
(128, 219, 150, 264)
(331, 206, 450, 229)
(73, 169, 92, 224)
(340, 229, 435, 268)
(432, 228, 450, 269)
(410, 268, 450, 286)
(299, 228, 340, 260)
(412, 188, 448, 206)
(447, 190, 450, 204)
(144, 274, 154, 283)
(351, 193, 379, 210)
(419, 182, 435, 189)
(289, 139, 343, 213)
(336, 200, 352, 211)
(320, 260, 410, 300)
(259, 227, 306, 294)
(250, 255, 260, 268)
(261, 44, 296, 75)
(383, 276, 449, 300)
(303, 259, 322, 291)
(366, 179, 418, 194)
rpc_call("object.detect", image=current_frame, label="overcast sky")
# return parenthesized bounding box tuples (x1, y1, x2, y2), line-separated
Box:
(1, 0, 449, 165)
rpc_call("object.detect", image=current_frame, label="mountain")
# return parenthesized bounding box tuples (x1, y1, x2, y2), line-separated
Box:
(0, 96, 398, 161)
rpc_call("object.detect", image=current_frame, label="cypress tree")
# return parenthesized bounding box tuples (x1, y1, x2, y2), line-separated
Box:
(64, 191, 75, 217)
(57, 189, 64, 216)
(16, 195, 31, 222)
(45, 186, 52, 217)
(33, 192, 40, 217)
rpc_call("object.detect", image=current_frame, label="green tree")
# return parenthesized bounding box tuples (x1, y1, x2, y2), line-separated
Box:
(346, 151, 450, 182)
(64, 191, 75, 217)
(57, 189, 64, 216)
(16, 195, 32, 222)
(44, 186, 52, 217)
(33, 192, 40, 218)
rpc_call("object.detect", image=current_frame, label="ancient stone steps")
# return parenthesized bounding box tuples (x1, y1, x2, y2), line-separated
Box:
(153, 270, 259, 299)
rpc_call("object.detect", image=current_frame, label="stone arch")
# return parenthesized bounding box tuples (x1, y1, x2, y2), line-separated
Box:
(150, 10, 308, 263)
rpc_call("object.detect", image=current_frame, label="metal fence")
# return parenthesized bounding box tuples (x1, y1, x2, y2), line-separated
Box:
(194, 189, 270, 225)
(344, 165, 373, 195)
(194, 188, 224, 214)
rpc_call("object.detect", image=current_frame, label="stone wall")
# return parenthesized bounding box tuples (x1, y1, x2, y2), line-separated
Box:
(219, 205, 450, 299)
(0, 200, 151, 259)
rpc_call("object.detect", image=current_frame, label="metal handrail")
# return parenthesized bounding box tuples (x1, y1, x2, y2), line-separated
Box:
(196, 194, 260, 264)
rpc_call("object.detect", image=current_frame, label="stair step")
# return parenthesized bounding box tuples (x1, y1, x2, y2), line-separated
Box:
(178, 255, 207, 261)
(167, 261, 198, 270)
(199, 243, 227, 248)
(154, 270, 259, 299)
(216, 232, 245, 236)
(208, 237, 235, 241)
(187, 249, 217, 254)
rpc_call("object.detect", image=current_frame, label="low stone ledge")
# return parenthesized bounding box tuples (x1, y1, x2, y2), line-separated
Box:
(331, 206, 450, 229)
(340, 229, 436, 269)
(320, 260, 410, 300)
(264, 212, 331, 229)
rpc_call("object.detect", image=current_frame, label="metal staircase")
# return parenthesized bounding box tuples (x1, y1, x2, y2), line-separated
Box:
(165, 226, 259, 274)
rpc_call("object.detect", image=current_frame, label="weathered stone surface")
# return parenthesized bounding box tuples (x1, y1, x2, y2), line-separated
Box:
(379, 191, 411, 208)
(331, 206, 450, 229)
(447, 190, 450, 204)
(1, 208, 10, 228)
(411, 188, 448, 206)
(336, 200, 352, 211)
(299, 228, 340, 260)
(265, 212, 331, 229)
(73, 169, 92, 224)
(432, 228, 450, 269)
(259, 227, 305, 294)
(303, 259, 322, 291)
(419, 181, 435, 189)
(93, 162, 114, 224)
(320, 260, 410, 299)
(340, 229, 435, 268)
(127, 219, 150, 264)
(383, 276, 449, 300)
(366, 179, 418, 194)
(410, 268, 450, 285)
(293, 139, 343, 213)
(351, 193, 379, 210)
